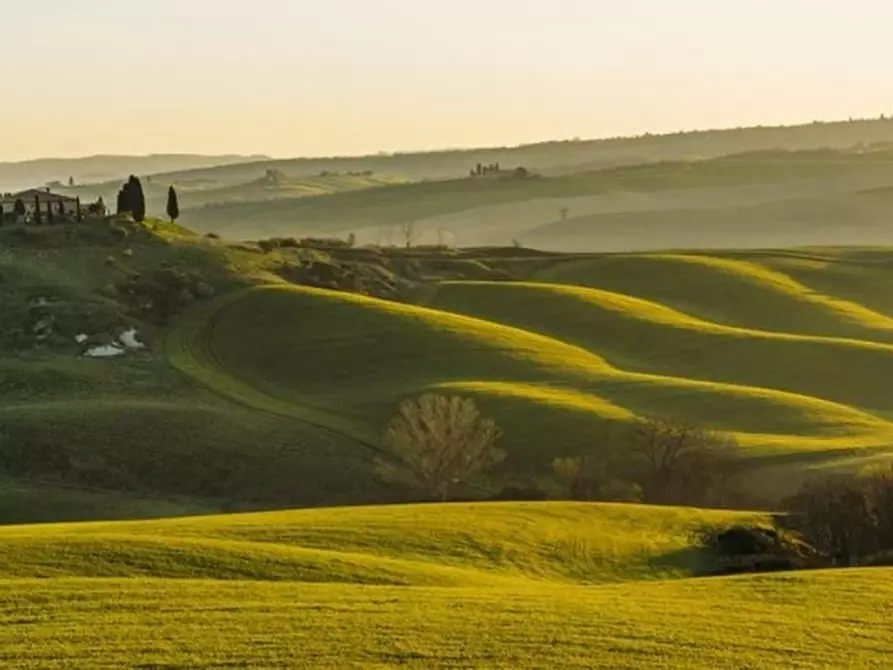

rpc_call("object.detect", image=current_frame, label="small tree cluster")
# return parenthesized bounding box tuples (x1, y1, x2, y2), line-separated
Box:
(552, 416, 742, 507)
(787, 467, 893, 565)
(116, 175, 146, 222)
(470, 162, 501, 177)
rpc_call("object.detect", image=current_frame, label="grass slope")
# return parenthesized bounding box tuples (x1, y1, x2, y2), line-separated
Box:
(533, 252, 893, 340)
(173, 284, 893, 461)
(422, 280, 893, 414)
(0, 502, 759, 583)
(0, 503, 889, 668)
(7, 217, 893, 511)
(0, 222, 390, 519)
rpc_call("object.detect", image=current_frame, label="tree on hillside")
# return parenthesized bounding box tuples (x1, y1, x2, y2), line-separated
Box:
(116, 187, 126, 215)
(68, 176, 75, 187)
(551, 416, 741, 507)
(787, 467, 893, 566)
(166, 185, 180, 223)
(116, 175, 146, 222)
(375, 394, 505, 501)
(621, 416, 741, 507)
(129, 176, 146, 222)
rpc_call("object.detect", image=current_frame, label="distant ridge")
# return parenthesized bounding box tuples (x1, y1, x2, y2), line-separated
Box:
(0, 154, 270, 192)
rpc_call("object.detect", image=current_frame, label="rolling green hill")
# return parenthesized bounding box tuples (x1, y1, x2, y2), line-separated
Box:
(5, 217, 893, 516)
(0, 502, 889, 668)
(176, 283, 893, 455)
(0, 502, 764, 583)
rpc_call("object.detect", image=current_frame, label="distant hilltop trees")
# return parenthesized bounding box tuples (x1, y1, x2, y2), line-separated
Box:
(471, 162, 501, 177)
(469, 163, 535, 180)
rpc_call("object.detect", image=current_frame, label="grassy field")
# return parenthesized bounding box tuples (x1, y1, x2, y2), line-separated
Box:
(4, 225, 893, 666)
(175, 278, 893, 451)
(0, 502, 889, 668)
(5, 217, 893, 513)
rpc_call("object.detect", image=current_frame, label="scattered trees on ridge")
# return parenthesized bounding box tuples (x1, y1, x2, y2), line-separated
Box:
(375, 394, 505, 501)
(553, 416, 742, 507)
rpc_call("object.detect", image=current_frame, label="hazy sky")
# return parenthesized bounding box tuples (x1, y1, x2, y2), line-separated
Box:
(1, 0, 892, 161)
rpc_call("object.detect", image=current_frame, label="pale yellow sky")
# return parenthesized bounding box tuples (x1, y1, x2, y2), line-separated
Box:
(1, 0, 892, 161)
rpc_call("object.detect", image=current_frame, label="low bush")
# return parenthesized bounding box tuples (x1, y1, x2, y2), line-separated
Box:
(701, 523, 816, 575)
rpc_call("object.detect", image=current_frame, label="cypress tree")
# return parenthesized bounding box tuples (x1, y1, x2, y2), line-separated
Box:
(127, 175, 146, 223)
(166, 185, 180, 223)
(57, 200, 65, 218)
(34, 195, 42, 225)
(47, 200, 54, 224)
(76, 196, 82, 222)
(13, 199, 25, 218)
(116, 187, 126, 215)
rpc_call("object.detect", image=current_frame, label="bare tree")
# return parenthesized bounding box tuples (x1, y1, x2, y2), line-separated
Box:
(788, 467, 893, 565)
(621, 416, 741, 507)
(375, 394, 505, 500)
(400, 221, 417, 249)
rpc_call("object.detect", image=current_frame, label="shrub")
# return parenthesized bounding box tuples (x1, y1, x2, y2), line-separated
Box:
(701, 523, 815, 575)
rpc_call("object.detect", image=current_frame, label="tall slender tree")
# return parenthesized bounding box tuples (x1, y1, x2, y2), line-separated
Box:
(127, 175, 146, 222)
(116, 187, 126, 215)
(166, 185, 180, 223)
(75, 196, 82, 222)
(0, 203, 4, 226)
(46, 200, 54, 224)
(34, 195, 42, 225)
(13, 199, 25, 219)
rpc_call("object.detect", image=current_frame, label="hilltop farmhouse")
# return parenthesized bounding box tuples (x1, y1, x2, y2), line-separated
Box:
(0, 187, 104, 224)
